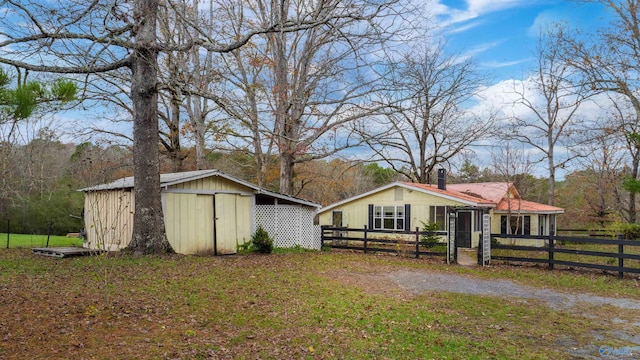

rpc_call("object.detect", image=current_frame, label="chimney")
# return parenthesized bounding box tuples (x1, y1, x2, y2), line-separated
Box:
(437, 168, 446, 190)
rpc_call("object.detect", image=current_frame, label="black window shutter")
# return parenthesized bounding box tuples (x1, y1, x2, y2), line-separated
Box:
(405, 204, 411, 230)
(368, 204, 374, 229)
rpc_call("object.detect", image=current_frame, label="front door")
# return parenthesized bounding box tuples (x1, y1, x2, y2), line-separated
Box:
(456, 211, 472, 248)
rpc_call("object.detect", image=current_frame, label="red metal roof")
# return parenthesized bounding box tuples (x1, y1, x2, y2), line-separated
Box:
(446, 182, 515, 203)
(495, 198, 564, 213)
(403, 182, 564, 214)
(400, 182, 496, 206)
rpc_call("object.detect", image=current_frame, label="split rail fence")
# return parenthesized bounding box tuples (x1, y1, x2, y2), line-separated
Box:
(491, 232, 640, 278)
(320, 226, 448, 258)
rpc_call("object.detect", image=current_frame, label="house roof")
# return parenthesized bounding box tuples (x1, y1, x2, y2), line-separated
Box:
(318, 181, 564, 215)
(400, 182, 496, 206)
(80, 169, 321, 208)
(495, 198, 564, 214)
(319, 181, 496, 214)
(446, 182, 516, 203)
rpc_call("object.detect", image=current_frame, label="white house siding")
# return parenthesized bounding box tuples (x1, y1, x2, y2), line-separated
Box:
(318, 186, 475, 241)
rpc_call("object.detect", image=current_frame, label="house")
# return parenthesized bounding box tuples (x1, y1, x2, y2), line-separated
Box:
(81, 170, 321, 254)
(317, 169, 564, 248)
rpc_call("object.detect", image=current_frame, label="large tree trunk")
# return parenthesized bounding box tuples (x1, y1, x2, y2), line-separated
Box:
(127, 0, 174, 254)
(279, 151, 295, 195)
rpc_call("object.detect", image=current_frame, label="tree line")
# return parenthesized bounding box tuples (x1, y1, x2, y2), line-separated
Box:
(0, 133, 630, 235)
(1, 0, 640, 252)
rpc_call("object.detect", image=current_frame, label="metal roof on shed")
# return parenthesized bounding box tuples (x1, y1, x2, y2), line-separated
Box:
(80, 169, 320, 208)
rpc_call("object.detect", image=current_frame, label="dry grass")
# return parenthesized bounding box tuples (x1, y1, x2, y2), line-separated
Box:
(1, 249, 638, 359)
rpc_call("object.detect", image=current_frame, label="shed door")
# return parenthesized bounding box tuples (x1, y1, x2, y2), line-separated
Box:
(215, 194, 237, 254)
(195, 195, 215, 253)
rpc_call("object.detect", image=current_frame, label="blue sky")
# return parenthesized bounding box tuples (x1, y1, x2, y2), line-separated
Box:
(433, 0, 610, 81)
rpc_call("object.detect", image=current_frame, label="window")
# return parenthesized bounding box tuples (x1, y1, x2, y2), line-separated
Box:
(332, 211, 343, 227)
(538, 215, 547, 235)
(374, 205, 404, 230)
(500, 215, 531, 235)
(474, 211, 483, 231)
(429, 206, 447, 231)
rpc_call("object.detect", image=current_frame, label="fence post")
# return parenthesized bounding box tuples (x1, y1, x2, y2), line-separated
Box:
(320, 225, 325, 248)
(548, 230, 555, 270)
(363, 225, 368, 254)
(477, 233, 483, 266)
(45, 221, 53, 248)
(618, 234, 624, 279)
(5, 219, 9, 249)
(415, 227, 420, 258)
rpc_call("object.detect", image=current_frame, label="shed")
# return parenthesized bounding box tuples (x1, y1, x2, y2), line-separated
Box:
(81, 170, 321, 254)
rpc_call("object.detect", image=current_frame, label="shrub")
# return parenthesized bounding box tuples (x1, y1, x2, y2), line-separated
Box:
(605, 222, 640, 240)
(420, 221, 441, 248)
(617, 223, 640, 240)
(251, 225, 273, 254)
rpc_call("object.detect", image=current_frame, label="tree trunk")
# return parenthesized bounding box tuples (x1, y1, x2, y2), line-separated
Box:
(630, 156, 639, 223)
(548, 143, 555, 206)
(191, 98, 207, 170)
(279, 151, 295, 195)
(127, 0, 174, 254)
(169, 95, 183, 172)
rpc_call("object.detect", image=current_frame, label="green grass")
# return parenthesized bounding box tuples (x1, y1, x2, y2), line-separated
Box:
(0, 232, 83, 248)
(1, 250, 638, 359)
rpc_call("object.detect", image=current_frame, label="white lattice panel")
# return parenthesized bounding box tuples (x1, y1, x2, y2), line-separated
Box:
(255, 205, 320, 250)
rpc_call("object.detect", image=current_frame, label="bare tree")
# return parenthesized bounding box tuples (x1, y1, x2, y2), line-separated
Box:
(573, 126, 627, 225)
(607, 97, 640, 222)
(0, 0, 396, 252)
(361, 43, 493, 184)
(491, 143, 535, 237)
(560, 0, 640, 221)
(503, 29, 590, 206)
(197, 0, 402, 194)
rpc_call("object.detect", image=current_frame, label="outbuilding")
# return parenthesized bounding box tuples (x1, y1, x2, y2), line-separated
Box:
(81, 170, 320, 254)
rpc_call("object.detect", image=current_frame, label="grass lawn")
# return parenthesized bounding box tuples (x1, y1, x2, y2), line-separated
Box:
(1, 250, 639, 359)
(0, 233, 83, 248)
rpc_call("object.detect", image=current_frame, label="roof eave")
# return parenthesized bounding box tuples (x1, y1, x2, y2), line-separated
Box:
(319, 182, 496, 214)
(493, 210, 565, 214)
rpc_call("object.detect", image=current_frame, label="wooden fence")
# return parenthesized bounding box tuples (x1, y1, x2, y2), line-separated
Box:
(491, 232, 640, 278)
(320, 226, 448, 258)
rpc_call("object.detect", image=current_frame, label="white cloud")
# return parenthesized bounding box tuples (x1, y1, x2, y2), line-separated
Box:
(443, 20, 484, 35)
(453, 40, 503, 63)
(436, 0, 534, 24)
(526, 10, 566, 37)
(480, 58, 530, 69)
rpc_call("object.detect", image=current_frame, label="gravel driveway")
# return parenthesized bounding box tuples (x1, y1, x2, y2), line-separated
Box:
(386, 270, 640, 312)
(382, 269, 640, 359)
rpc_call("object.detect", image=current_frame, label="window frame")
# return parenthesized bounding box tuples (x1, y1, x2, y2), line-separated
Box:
(538, 214, 547, 236)
(373, 205, 405, 231)
(429, 205, 447, 231)
(500, 215, 531, 235)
